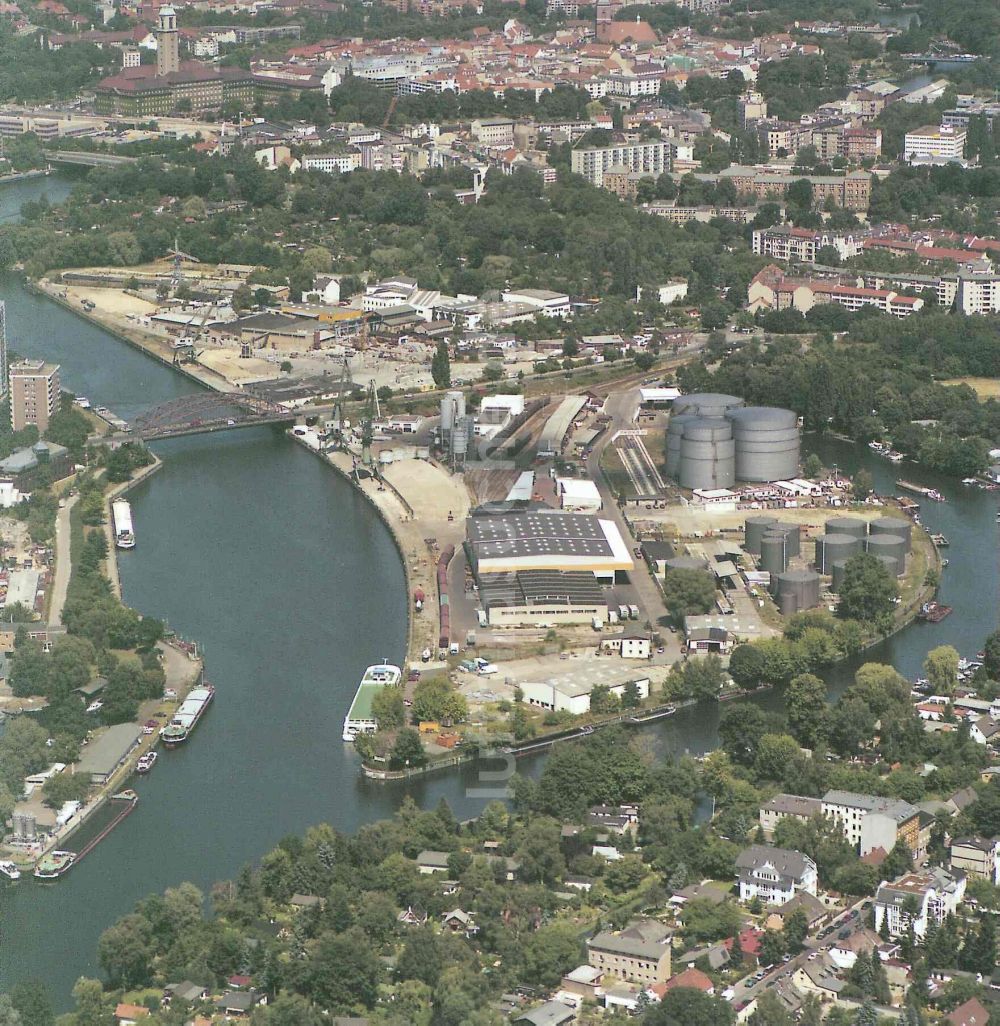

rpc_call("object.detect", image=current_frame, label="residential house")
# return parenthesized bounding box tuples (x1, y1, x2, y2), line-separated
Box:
(603, 984, 642, 1013)
(215, 989, 266, 1017)
(397, 906, 429, 926)
(950, 837, 1000, 885)
(970, 716, 1000, 746)
(558, 965, 603, 1004)
(759, 794, 823, 839)
(766, 890, 829, 932)
(736, 845, 818, 905)
(114, 1006, 150, 1025)
(827, 927, 885, 970)
(874, 868, 967, 939)
(792, 956, 847, 1001)
(164, 982, 209, 1004)
(441, 908, 478, 936)
(586, 919, 673, 985)
(648, 967, 715, 1000)
(416, 850, 452, 873)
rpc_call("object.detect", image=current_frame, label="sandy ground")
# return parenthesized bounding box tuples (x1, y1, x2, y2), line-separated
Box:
(197, 348, 276, 383)
(939, 377, 1000, 399)
(63, 285, 156, 318)
(382, 460, 471, 523)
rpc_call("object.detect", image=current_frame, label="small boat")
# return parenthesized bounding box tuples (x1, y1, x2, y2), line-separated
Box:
(0, 860, 21, 881)
(111, 789, 138, 802)
(962, 477, 978, 485)
(34, 850, 75, 880)
(897, 480, 945, 501)
(136, 752, 157, 774)
(887, 452, 905, 463)
(941, 558, 949, 567)
(918, 601, 952, 623)
(931, 533, 949, 547)
(74, 396, 91, 410)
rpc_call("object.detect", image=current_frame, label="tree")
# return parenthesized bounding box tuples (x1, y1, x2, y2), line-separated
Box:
(300, 931, 379, 1011)
(391, 728, 426, 768)
(0, 997, 22, 1026)
(522, 922, 585, 988)
(983, 629, 1000, 680)
(41, 771, 89, 809)
(728, 644, 767, 690)
(802, 454, 823, 478)
(70, 979, 111, 1026)
(837, 553, 898, 627)
(97, 913, 156, 989)
(881, 839, 913, 881)
(923, 645, 959, 696)
(718, 704, 769, 766)
(431, 342, 451, 388)
(782, 908, 809, 952)
(397, 928, 444, 986)
(562, 336, 579, 357)
(9, 983, 52, 1026)
(759, 929, 786, 967)
(785, 673, 828, 749)
(662, 568, 717, 625)
(959, 913, 996, 975)
(411, 677, 467, 724)
(372, 686, 405, 729)
(853, 469, 874, 499)
(643, 987, 735, 1026)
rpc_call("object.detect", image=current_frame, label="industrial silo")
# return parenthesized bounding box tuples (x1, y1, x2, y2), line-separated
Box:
(760, 532, 789, 575)
(745, 515, 777, 555)
(665, 555, 710, 574)
(774, 569, 821, 614)
(771, 522, 800, 558)
(864, 535, 907, 575)
(679, 417, 736, 490)
(869, 516, 912, 550)
(440, 392, 457, 435)
(666, 413, 699, 478)
(815, 533, 862, 574)
(825, 517, 868, 540)
(673, 393, 744, 419)
(727, 406, 801, 483)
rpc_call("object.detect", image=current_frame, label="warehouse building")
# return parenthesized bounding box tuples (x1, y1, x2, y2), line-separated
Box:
(74, 723, 143, 784)
(466, 510, 633, 583)
(478, 570, 608, 627)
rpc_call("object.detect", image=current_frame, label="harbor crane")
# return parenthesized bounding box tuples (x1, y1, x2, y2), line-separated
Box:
(359, 378, 381, 471)
(329, 355, 354, 450)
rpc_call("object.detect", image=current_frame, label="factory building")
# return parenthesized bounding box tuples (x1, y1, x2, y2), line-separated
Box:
(666, 396, 801, 488)
(477, 569, 608, 627)
(466, 510, 633, 583)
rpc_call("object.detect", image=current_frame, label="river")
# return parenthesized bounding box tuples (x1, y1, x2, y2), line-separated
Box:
(0, 173, 997, 1006)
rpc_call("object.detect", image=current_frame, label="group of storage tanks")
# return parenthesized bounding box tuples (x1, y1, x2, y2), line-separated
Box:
(666, 394, 801, 490)
(745, 514, 913, 616)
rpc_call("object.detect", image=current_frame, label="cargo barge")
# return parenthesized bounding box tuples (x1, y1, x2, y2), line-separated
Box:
(897, 481, 945, 502)
(342, 662, 402, 742)
(161, 684, 215, 745)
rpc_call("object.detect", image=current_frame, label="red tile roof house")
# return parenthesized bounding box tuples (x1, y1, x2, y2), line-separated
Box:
(647, 967, 715, 1001)
(724, 927, 763, 962)
(947, 998, 990, 1026)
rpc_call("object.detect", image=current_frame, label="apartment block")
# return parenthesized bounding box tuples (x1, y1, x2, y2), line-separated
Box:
(822, 790, 921, 857)
(950, 837, 1000, 885)
(752, 225, 866, 264)
(736, 845, 818, 905)
(9, 360, 60, 432)
(903, 125, 966, 164)
(874, 868, 966, 939)
(758, 794, 823, 839)
(570, 141, 669, 188)
(586, 920, 673, 985)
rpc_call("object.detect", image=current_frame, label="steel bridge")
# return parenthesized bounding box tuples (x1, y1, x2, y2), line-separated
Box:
(127, 392, 295, 441)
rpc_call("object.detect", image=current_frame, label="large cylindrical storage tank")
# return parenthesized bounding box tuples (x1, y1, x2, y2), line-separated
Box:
(673, 393, 744, 419)
(440, 392, 457, 433)
(760, 533, 788, 575)
(745, 515, 777, 555)
(451, 389, 466, 423)
(666, 413, 698, 477)
(830, 558, 849, 593)
(864, 535, 907, 575)
(815, 533, 862, 573)
(778, 590, 798, 617)
(728, 406, 800, 483)
(774, 569, 821, 610)
(869, 517, 912, 550)
(771, 522, 800, 558)
(665, 555, 710, 574)
(679, 417, 736, 490)
(825, 517, 867, 540)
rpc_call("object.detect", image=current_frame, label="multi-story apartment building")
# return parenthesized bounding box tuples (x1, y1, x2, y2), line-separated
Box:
(471, 118, 515, 147)
(843, 127, 882, 160)
(822, 791, 921, 857)
(874, 869, 966, 939)
(302, 151, 363, 174)
(586, 920, 673, 985)
(10, 359, 60, 432)
(903, 125, 966, 164)
(736, 845, 818, 905)
(695, 167, 872, 211)
(950, 837, 1000, 885)
(570, 141, 669, 188)
(759, 794, 823, 839)
(752, 225, 866, 264)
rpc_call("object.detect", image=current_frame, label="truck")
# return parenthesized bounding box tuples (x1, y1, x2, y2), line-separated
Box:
(628, 604, 639, 620)
(474, 657, 498, 676)
(608, 610, 619, 625)
(591, 616, 603, 632)
(477, 609, 488, 628)
(618, 604, 630, 621)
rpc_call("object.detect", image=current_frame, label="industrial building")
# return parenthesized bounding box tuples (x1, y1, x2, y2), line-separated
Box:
(520, 675, 650, 715)
(477, 570, 608, 627)
(466, 510, 633, 583)
(556, 478, 602, 512)
(666, 395, 801, 489)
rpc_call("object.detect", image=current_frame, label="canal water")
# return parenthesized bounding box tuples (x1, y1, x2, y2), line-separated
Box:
(0, 174, 997, 1005)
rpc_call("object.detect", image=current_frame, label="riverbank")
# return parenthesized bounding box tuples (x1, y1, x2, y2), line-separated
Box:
(29, 277, 232, 395)
(0, 169, 51, 185)
(104, 456, 164, 599)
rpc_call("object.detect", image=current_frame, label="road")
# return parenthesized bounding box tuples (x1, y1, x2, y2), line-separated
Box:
(50, 493, 79, 626)
(727, 898, 872, 1009)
